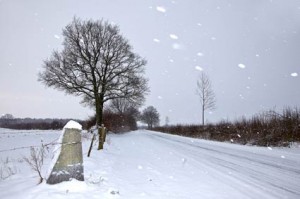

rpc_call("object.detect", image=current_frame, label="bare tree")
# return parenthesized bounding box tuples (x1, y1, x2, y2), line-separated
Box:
(196, 72, 216, 125)
(141, 106, 160, 128)
(39, 18, 149, 148)
(105, 98, 141, 132)
(0, 114, 14, 119)
(109, 98, 139, 115)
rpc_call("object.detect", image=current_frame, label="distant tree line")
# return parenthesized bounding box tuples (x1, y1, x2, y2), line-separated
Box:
(0, 104, 160, 131)
(152, 107, 300, 147)
(0, 116, 79, 130)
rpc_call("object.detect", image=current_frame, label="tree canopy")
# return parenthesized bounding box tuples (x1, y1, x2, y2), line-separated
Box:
(141, 106, 160, 128)
(39, 17, 149, 127)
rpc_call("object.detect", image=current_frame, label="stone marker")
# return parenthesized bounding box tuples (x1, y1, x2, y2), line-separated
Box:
(47, 120, 84, 184)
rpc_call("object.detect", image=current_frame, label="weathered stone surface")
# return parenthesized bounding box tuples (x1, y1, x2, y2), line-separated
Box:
(47, 127, 84, 184)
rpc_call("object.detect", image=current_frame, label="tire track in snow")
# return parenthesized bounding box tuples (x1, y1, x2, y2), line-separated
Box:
(145, 132, 300, 199)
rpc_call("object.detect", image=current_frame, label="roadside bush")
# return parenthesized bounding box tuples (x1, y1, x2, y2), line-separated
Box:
(152, 107, 300, 147)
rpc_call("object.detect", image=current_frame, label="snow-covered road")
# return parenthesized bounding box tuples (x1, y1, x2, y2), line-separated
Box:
(1, 129, 300, 199)
(141, 131, 300, 198)
(85, 130, 300, 199)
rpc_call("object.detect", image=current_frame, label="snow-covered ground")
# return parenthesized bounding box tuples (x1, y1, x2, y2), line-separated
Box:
(0, 128, 300, 199)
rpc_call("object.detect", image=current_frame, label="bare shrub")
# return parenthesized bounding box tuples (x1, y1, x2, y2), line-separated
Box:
(23, 146, 46, 184)
(0, 157, 17, 180)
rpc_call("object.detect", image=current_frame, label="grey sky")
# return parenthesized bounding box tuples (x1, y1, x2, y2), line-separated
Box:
(0, 0, 299, 124)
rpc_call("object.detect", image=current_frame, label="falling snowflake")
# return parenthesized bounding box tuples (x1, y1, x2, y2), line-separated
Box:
(156, 6, 166, 13)
(195, 66, 203, 71)
(197, 52, 204, 57)
(238, 64, 246, 69)
(54, 35, 60, 39)
(172, 43, 181, 50)
(239, 94, 245, 100)
(169, 34, 178, 40)
(291, 72, 298, 77)
(153, 38, 160, 43)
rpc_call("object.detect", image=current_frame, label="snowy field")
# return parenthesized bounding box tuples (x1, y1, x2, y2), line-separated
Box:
(0, 128, 300, 199)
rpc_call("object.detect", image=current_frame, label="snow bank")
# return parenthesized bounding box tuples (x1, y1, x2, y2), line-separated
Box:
(1, 129, 300, 198)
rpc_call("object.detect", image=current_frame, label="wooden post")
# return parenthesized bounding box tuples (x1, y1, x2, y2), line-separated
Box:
(87, 133, 96, 157)
(103, 127, 107, 143)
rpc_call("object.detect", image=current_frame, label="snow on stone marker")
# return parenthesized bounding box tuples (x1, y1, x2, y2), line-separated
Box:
(46, 120, 84, 184)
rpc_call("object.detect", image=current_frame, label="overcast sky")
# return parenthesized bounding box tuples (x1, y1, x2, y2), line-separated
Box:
(0, 0, 299, 124)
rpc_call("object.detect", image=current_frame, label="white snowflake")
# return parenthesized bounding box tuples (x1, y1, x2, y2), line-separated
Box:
(291, 72, 298, 77)
(169, 34, 178, 40)
(197, 52, 204, 57)
(238, 64, 246, 69)
(156, 6, 166, 13)
(195, 66, 203, 71)
(172, 43, 181, 50)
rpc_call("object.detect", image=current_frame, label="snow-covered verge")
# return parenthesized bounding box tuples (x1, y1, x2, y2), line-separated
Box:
(0, 128, 300, 198)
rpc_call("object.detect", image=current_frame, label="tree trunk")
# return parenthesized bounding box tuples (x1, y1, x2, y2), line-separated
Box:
(98, 126, 105, 150)
(97, 95, 104, 150)
(95, 95, 102, 127)
(202, 104, 205, 126)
